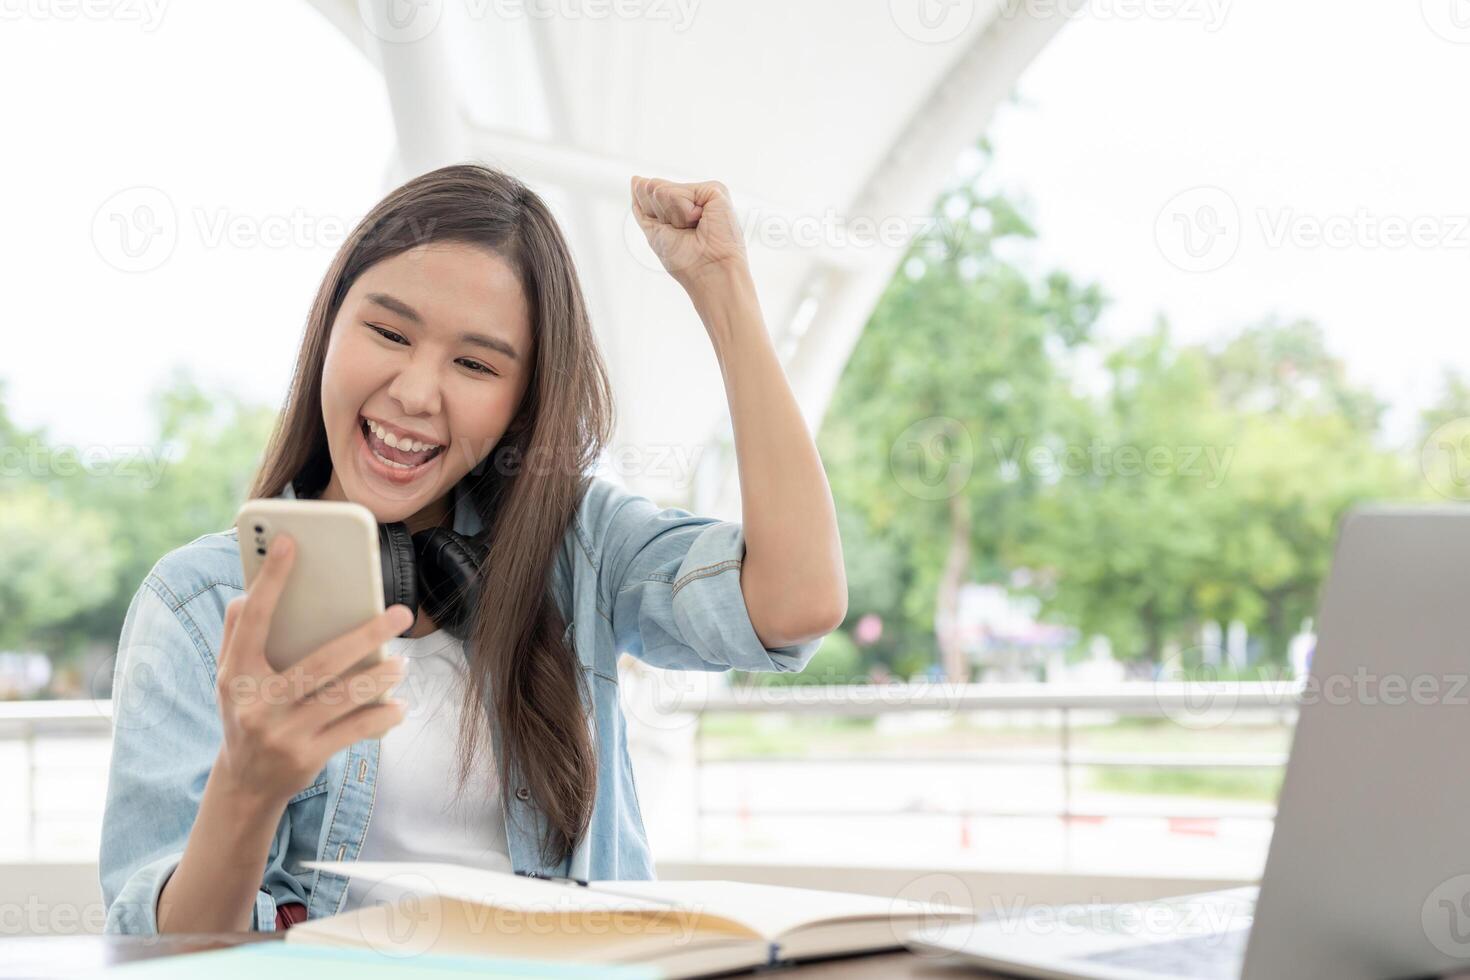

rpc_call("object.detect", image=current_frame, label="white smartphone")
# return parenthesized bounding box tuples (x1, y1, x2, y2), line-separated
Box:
(234, 497, 389, 675)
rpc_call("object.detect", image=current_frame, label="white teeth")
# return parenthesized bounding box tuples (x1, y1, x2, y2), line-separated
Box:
(365, 418, 440, 453)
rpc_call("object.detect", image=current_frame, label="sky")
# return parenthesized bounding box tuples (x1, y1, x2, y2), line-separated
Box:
(3, 0, 1467, 455)
(0, 1, 395, 456)
(982, 0, 1470, 445)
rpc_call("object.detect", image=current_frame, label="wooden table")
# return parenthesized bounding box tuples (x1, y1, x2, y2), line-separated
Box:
(0, 934, 992, 978)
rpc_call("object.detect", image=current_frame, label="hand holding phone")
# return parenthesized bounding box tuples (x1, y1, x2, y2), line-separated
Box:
(215, 533, 415, 805)
(221, 498, 416, 804)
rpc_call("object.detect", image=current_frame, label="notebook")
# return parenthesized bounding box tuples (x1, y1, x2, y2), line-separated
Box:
(287, 860, 976, 978)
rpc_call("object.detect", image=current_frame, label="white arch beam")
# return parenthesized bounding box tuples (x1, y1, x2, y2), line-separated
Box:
(705, 8, 1075, 516)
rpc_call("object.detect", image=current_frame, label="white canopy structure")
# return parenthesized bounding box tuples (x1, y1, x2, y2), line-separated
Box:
(303, 0, 1068, 512)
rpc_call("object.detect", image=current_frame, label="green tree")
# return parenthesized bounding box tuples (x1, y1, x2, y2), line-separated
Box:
(1020, 319, 1413, 665)
(32, 368, 276, 668)
(1198, 322, 1413, 661)
(1018, 323, 1230, 662)
(816, 141, 1103, 682)
(0, 484, 117, 653)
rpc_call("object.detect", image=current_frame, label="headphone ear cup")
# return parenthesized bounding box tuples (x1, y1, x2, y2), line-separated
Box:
(412, 529, 488, 638)
(379, 522, 419, 636)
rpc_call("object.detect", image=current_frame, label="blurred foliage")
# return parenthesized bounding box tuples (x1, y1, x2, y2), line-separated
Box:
(0, 369, 275, 691)
(750, 138, 1429, 682)
(0, 483, 117, 652)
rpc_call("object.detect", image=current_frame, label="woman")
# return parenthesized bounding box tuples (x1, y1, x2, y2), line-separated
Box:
(98, 164, 847, 934)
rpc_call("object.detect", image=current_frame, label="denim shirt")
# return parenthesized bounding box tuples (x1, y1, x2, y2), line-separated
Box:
(99, 474, 822, 934)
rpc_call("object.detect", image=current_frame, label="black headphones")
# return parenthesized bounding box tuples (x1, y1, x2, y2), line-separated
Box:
(292, 476, 489, 639)
(379, 518, 488, 639)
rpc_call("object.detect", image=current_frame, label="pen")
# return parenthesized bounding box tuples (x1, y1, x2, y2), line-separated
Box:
(515, 870, 589, 886)
(515, 869, 685, 908)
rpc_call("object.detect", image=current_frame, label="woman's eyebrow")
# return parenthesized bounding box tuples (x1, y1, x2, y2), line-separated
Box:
(365, 291, 520, 362)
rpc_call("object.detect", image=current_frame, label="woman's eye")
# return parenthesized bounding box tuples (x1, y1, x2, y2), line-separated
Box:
(368, 324, 495, 376)
(459, 359, 498, 377)
(369, 325, 408, 345)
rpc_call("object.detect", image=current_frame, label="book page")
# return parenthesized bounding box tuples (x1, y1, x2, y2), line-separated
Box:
(289, 893, 760, 968)
(585, 879, 974, 941)
(305, 861, 759, 941)
(305, 861, 674, 914)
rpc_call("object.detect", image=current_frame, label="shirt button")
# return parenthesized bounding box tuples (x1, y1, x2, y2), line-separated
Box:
(516, 786, 531, 801)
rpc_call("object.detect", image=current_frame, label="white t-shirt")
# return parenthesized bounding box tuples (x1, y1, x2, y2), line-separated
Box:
(341, 628, 512, 913)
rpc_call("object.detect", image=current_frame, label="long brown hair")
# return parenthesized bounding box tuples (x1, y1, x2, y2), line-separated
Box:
(248, 163, 614, 865)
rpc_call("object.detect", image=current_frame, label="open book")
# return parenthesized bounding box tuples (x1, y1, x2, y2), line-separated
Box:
(287, 860, 977, 978)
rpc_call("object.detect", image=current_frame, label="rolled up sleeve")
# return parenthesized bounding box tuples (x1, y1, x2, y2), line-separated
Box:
(100, 579, 280, 934)
(590, 478, 822, 674)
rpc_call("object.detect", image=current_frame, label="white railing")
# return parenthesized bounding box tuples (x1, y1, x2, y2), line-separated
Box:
(683, 681, 1300, 864)
(0, 683, 1301, 865)
(0, 700, 112, 860)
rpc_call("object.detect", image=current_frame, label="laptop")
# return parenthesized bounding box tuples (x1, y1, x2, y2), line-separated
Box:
(905, 506, 1470, 979)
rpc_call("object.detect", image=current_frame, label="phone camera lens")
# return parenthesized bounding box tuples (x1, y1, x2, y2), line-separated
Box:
(254, 525, 264, 534)
(256, 547, 266, 556)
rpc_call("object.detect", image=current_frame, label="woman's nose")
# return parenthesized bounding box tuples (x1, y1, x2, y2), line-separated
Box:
(387, 359, 442, 417)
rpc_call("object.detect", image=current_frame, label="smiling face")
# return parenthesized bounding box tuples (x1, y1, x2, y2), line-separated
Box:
(318, 242, 534, 531)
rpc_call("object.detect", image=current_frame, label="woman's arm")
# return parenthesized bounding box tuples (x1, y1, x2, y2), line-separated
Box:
(689, 264, 848, 646)
(155, 766, 285, 932)
(100, 579, 291, 934)
(630, 177, 848, 647)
